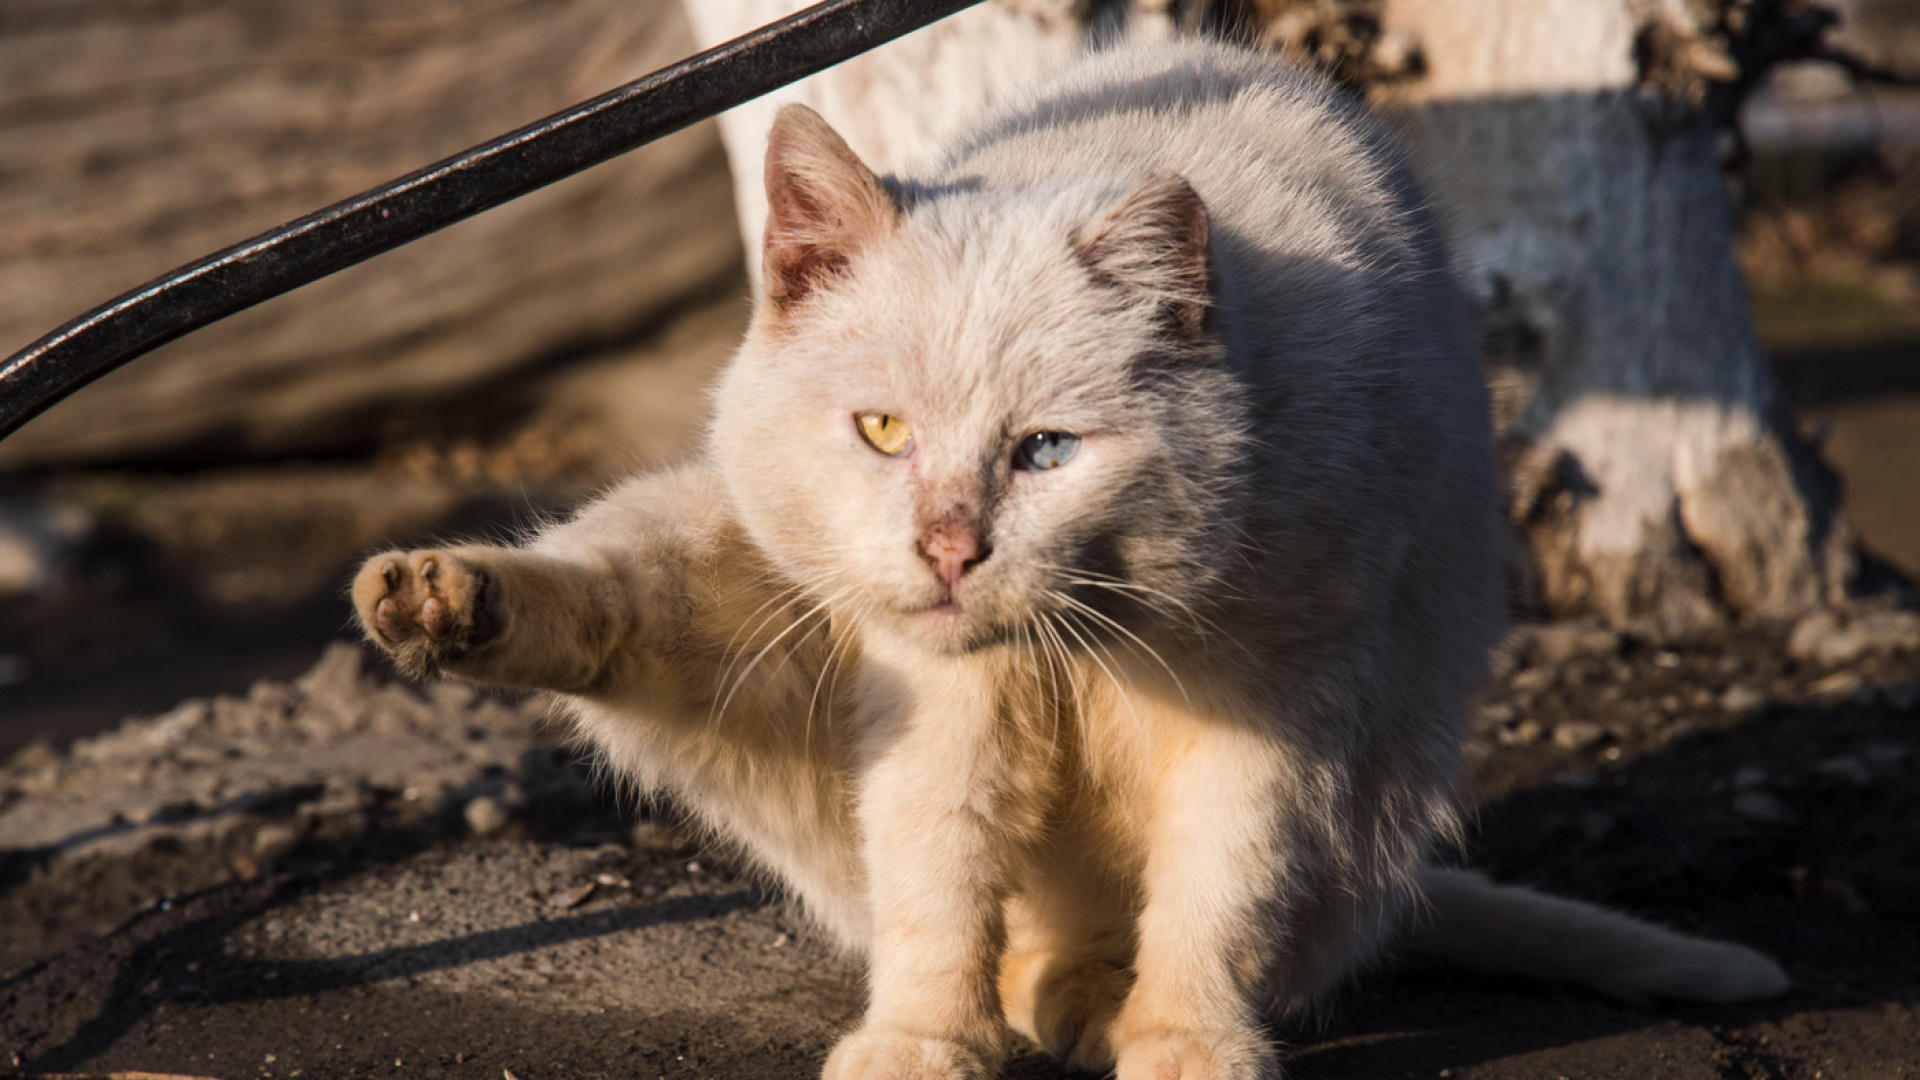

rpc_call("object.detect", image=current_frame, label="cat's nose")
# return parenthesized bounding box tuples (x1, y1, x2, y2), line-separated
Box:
(920, 520, 990, 590)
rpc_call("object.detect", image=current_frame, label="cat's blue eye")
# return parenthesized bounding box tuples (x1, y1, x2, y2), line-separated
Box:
(1016, 431, 1080, 471)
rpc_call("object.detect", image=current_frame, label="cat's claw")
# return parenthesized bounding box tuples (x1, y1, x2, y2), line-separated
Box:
(352, 549, 493, 678)
(821, 1027, 999, 1080)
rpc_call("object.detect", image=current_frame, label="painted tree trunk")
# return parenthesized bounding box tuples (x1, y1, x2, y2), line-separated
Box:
(688, 0, 1860, 635)
(1374, 0, 1854, 634)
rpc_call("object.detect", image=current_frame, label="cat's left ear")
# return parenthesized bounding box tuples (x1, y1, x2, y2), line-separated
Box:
(761, 104, 900, 314)
(1075, 174, 1211, 336)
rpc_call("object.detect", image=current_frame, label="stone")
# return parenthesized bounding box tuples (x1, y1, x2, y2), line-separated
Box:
(1526, 621, 1623, 667)
(1720, 684, 1769, 718)
(1789, 608, 1920, 669)
(253, 823, 303, 861)
(631, 820, 685, 851)
(1552, 721, 1607, 751)
(1663, 719, 1704, 743)
(1476, 702, 1517, 729)
(1814, 756, 1872, 787)
(0, 501, 94, 595)
(464, 796, 511, 838)
(6, 738, 60, 773)
(1732, 791, 1794, 824)
(1864, 743, 1910, 768)
(1511, 667, 1556, 694)
(1496, 719, 1544, 747)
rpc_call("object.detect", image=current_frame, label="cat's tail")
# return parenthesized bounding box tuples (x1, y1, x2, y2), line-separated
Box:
(1405, 866, 1790, 1004)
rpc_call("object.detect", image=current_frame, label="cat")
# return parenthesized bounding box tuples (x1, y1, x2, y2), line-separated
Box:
(352, 39, 1788, 1080)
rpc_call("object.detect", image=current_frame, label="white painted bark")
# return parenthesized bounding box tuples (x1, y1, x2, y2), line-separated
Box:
(1376, 0, 1854, 634)
(687, 0, 1859, 634)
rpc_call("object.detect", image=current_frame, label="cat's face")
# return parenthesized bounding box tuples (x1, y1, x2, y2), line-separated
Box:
(712, 106, 1244, 655)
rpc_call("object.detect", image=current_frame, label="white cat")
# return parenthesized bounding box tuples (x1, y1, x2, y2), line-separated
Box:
(353, 40, 1787, 1080)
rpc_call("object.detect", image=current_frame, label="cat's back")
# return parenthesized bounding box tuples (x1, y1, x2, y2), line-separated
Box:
(939, 38, 1423, 276)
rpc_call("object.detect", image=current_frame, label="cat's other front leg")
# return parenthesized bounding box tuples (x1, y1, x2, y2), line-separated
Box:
(1108, 720, 1290, 1080)
(997, 814, 1140, 1073)
(823, 660, 1033, 1080)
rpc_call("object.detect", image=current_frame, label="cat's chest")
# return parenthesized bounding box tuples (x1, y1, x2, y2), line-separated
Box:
(850, 637, 1163, 793)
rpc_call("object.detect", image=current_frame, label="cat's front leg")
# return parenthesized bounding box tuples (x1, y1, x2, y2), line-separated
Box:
(352, 545, 634, 693)
(1108, 721, 1291, 1080)
(823, 660, 1030, 1080)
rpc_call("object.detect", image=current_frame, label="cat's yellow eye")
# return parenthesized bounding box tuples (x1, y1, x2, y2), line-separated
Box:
(856, 412, 912, 456)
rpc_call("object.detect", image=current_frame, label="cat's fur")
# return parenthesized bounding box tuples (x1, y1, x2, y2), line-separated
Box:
(353, 40, 1788, 1080)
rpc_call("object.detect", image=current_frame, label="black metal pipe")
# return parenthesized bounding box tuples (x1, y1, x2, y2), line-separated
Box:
(0, 0, 986, 443)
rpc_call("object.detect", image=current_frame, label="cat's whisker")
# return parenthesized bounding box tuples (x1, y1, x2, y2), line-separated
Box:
(1050, 606, 1147, 748)
(711, 581, 809, 719)
(1030, 612, 1089, 776)
(714, 587, 849, 731)
(1017, 616, 1064, 771)
(1049, 588, 1192, 708)
(1076, 576, 1231, 639)
(805, 598, 862, 754)
(1029, 614, 1075, 772)
(1040, 561, 1221, 636)
(1035, 611, 1108, 764)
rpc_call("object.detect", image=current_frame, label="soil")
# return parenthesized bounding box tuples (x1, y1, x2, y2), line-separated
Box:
(2, 593, 1919, 1080)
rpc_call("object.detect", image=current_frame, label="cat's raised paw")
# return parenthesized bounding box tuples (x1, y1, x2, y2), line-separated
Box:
(821, 1026, 999, 1080)
(352, 549, 494, 677)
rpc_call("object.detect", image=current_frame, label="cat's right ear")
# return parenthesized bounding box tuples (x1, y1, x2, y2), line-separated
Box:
(761, 104, 899, 315)
(1075, 174, 1211, 337)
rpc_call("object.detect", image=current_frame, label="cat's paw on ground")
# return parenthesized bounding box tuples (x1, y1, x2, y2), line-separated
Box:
(821, 1026, 999, 1080)
(1111, 1026, 1276, 1080)
(352, 549, 494, 678)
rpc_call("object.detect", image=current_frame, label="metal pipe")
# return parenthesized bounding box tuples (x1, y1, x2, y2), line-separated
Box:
(0, 0, 987, 443)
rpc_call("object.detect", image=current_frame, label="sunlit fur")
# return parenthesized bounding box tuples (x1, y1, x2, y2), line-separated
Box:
(354, 40, 1789, 1080)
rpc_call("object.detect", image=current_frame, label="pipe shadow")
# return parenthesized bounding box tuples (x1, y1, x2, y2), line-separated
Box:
(23, 866, 765, 1072)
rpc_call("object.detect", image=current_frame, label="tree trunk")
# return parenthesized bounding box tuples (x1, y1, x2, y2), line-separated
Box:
(1372, 0, 1856, 636)
(689, 0, 1864, 636)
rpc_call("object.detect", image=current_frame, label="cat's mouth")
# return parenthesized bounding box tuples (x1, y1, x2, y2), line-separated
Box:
(906, 596, 980, 640)
(911, 599, 969, 626)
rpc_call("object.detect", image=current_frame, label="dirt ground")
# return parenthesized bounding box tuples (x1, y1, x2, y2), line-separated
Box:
(2, 606, 1918, 1079)
(4, 118, 1920, 1080)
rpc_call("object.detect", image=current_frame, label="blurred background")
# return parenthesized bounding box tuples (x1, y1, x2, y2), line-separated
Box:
(0, 0, 1917, 757)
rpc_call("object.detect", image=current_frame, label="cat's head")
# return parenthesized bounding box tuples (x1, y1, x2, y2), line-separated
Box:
(711, 105, 1247, 655)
